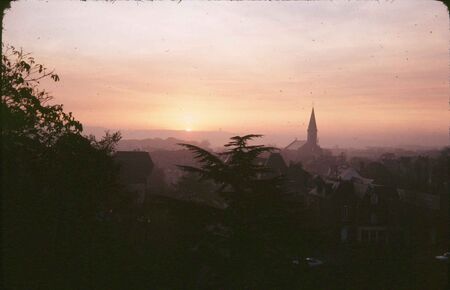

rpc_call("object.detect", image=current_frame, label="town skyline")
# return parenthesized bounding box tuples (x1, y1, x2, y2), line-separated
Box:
(2, 1, 449, 288)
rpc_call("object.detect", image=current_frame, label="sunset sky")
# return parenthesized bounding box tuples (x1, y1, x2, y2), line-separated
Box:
(3, 0, 449, 147)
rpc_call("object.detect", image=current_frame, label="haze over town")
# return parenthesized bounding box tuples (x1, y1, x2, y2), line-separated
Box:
(3, 0, 449, 148)
(3, 1, 449, 289)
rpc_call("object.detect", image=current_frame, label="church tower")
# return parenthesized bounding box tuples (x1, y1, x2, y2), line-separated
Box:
(296, 107, 323, 163)
(307, 107, 318, 145)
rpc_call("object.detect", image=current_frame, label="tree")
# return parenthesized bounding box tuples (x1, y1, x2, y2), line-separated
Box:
(178, 134, 281, 196)
(1, 45, 82, 145)
(1, 45, 122, 289)
(178, 135, 289, 286)
(177, 134, 287, 235)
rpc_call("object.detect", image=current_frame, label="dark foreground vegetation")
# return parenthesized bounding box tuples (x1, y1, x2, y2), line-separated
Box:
(2, 46, 448, 289)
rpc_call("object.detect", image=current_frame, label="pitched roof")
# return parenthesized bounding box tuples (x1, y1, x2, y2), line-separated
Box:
(339, 167, 373, 184)
(284, 138, 306, 150)
(114, 151, 154, 184)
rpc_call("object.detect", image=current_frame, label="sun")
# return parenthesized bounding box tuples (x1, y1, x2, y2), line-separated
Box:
(185, 128, 192, 132)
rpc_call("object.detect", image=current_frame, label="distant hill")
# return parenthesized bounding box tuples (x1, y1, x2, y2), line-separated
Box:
(84, 126, 236, 149)
(84, 126, 448, 150)
(117, 137, 212, 152)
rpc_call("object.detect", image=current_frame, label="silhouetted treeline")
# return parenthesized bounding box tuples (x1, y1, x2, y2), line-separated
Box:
(2, 45, 125, 289)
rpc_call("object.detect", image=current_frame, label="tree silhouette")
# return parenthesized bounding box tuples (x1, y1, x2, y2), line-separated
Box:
(1, 45, 122, 289)
(178, 134, 281, 194)
(178, 135, 289, 286)
(2, 45, 82, 145)
(177, 134, 288, 223)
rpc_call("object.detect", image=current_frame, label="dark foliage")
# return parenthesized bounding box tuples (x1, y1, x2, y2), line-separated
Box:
(177, 135, 312, 288)
(1, 45, 123, 289)
(178, 134, 280, 194)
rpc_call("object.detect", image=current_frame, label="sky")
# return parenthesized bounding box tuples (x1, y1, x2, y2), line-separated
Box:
(3, 0, 449, 148)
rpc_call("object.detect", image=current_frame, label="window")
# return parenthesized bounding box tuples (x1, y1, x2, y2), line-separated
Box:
(342, 205, 349, 221)
(370, 193, 379, 205)
(341, 227, 348, 242)
(359, 228, 387, 243)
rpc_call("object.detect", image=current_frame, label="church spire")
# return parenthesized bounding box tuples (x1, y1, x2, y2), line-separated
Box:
(307, 107, 318, 145)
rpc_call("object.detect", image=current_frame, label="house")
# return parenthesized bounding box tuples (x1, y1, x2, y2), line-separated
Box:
(355, 184, 401, 243)
(114, 151, 154, 205)
(305, 171, 402, 245)
(397, 189, 445, 248)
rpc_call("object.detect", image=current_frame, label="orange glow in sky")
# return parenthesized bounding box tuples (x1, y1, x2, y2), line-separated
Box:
(3, 1, 449, 147)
